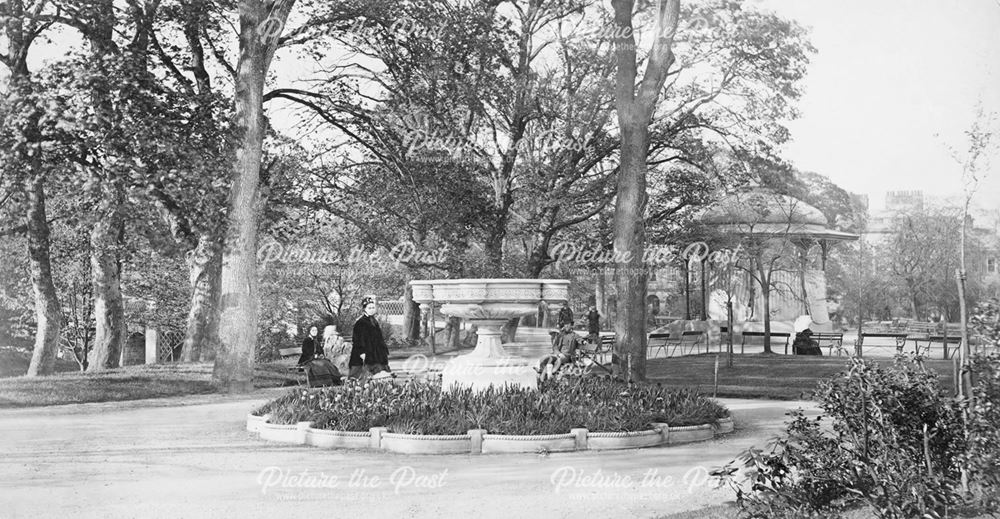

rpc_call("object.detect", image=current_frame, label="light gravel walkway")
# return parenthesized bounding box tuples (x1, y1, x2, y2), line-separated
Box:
(0, 390, 818, 519)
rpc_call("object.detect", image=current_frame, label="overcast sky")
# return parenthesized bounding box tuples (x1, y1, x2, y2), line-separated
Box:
(756, 0, 1000, 213)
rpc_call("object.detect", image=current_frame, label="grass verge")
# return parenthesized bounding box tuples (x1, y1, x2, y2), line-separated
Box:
(0, 361, 300, 408)
(647, 353, 957, 400)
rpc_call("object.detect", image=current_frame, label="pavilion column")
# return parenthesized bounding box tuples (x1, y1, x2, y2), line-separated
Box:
(144, 326, 158, 364)
(701, 258, 708, 320)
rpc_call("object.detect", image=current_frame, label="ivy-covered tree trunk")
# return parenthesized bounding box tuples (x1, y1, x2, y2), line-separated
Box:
(182, 233, 222, 362)
(25, 174, 62, 376)
(213, 0, 296, 392)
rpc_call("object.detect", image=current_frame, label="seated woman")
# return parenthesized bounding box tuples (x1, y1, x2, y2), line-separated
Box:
(297, 326, 322, 366)
(536, 324, 580, 380)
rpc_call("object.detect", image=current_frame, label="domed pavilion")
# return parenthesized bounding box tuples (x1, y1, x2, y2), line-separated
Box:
(695, 187, 858, 332)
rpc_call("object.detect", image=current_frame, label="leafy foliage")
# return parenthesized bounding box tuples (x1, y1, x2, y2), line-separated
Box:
(255, 377, 728, 435)
(966, 298, 1000, 509)
(713, 355, 1000, 518)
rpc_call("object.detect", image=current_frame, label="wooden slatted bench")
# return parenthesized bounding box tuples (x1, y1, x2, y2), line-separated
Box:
(813, 332, 845, 356)
(278, 346, 305, 384)
(856, 332, 908, 356)
(741, 331, 791, 354)
(658, 330, 706, 357)
(598, 334, 615, 364)
(647, 333, 671, 359)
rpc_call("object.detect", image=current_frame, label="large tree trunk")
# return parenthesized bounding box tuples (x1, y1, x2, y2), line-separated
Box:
(87, 182, 125, 371)
(182, 233, 222, 362)
(483, 222, 507, 277)
(213, 0, 295, 392)
(4, 2, 62, 377)
(401, 283, 420, 342)
(612, 120, 650, 381)
(609, 0, 680, 381)
(84, 0, 125, 372)
(25, 175, 62, 376)
(525, 231, 553, 278)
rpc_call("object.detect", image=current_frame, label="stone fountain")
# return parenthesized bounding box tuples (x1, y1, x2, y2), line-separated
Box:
(410, 279, 570, 392)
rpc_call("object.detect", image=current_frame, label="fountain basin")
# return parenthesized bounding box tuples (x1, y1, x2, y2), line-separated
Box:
(410, 278, 569, 392)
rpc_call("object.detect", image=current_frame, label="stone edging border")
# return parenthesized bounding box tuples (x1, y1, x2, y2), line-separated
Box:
(247, 414, 734, 454)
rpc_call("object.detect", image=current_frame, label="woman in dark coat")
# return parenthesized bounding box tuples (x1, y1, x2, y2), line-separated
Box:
(350, 297, 391, 377)
(297, 326, 322, 365)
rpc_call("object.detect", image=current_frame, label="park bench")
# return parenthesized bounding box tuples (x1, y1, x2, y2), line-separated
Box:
(654, 330, 706, 357)
(924, 335, 962, 359)
(278, 346, 306, 385)
(647, 332, 671, 359)
(574, 335, 614, 376)
(856, 332, 909, 356)
(813, 332, 845, 356)
(573, 333, 615, 365)
(597, 334, 615, 363)
(903, 322, 940, 354)
(740, 331, 791, 354)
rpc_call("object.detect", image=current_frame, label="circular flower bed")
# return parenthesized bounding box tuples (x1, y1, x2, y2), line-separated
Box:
(252, 377, 729, 435)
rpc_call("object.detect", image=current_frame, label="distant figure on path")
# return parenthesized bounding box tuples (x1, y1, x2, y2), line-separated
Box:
(351, 297, 392, 378)
(587, 306, 601, 345)
(297, 326, 322, 365)
(557, 303, 574, 329)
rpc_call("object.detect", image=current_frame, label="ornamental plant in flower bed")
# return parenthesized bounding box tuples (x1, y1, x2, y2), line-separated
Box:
(252, 377, 728, 435)
(711, 298, 1000, 518)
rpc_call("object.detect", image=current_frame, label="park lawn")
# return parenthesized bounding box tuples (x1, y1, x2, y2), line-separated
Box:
(0, 361, 300, 408)
(647, 354, 957, 400)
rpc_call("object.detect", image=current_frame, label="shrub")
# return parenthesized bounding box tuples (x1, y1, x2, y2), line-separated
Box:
(254, 377, 728, 435)
(714, 356, 968, 518)
(966, 298, 1000, 509)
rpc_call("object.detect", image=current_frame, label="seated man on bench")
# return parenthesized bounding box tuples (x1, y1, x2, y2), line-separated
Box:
(536, 324, 580, 381)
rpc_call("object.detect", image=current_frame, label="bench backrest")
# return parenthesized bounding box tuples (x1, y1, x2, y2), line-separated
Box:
(278, 346, 301, 358)
(647, 333, 671, 339)
(812, 333, 843, 339)
(743, 331, 790, 337)
(906, 322, 939, 334)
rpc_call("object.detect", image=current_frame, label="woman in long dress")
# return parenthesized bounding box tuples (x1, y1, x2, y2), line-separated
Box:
(297, 326, 322, 366)
(349, 297, 391, 377)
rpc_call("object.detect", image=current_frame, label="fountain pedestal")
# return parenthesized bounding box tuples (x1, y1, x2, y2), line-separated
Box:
(411, 279, 569, 392)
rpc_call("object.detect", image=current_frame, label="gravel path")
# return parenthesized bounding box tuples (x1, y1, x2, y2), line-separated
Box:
(0, 390, 818, 519)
